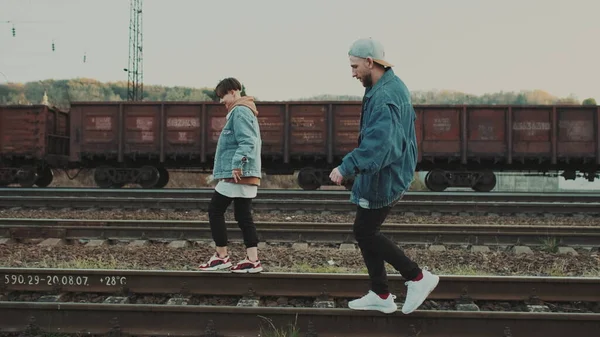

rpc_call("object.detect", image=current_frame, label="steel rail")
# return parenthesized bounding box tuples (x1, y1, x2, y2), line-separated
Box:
(1, 268, 599, 302)
(1, 302, 599, 337)
(0, 187, 599, 202)
(1, 196, 599, 215)
(2, 219, 600, 247)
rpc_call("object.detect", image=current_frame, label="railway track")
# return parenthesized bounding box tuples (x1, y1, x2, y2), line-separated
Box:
(0, 189, 599, 215)
(1, 268, 599, 336)
(1, 187, 600, 202)
(2, 218, 600, 248)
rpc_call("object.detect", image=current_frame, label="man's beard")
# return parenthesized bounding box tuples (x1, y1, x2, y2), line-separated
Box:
(362, 73, 373, 87)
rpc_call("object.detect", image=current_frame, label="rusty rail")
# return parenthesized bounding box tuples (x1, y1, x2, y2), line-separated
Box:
(1, 302, 599, 337)
(3, 218, 600, 247)
(0, 195, 599, 215)
(1, 187, 599, 202)
(2, 268, 599, 336)
(1, 268, 599, 302)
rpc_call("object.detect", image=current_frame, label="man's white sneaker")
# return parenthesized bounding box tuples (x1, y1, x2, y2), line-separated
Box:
(401, 269, 439, 314)
(348, 290, 397, 314)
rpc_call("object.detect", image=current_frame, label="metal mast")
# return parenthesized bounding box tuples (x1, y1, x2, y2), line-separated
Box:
(126, 0, 143, 101)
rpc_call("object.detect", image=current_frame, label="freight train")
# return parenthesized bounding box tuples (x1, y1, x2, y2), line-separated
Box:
(0, 101, 599, 191)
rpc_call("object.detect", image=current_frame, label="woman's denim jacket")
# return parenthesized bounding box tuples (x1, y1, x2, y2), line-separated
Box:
(212, 104, 262, 183)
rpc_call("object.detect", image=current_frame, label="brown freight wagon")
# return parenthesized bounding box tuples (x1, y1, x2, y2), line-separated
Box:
(68, 101, 361, 188)
(416, 104, 600, 191)
(68, 101, 600, 191)
(0, 104, 69, 187)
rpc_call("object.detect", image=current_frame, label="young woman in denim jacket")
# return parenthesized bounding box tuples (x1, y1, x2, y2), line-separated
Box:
(198, 78, 263, 273)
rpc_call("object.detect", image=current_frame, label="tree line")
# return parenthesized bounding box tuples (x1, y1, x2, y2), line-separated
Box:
(0, 77, 596, 110)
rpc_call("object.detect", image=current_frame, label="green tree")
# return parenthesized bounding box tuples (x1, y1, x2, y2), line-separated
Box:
(582, 98, 597, 105)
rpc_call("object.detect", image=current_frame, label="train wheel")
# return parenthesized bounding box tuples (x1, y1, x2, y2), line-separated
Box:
(18, 166, 37, 188)
(472, 171, 496, 192)
(94, 166, 114, 188)
(424, 171, 433, 190)
(35, 166, 54, 187)
(0, 168, 13, 187)
(425, 169, 448, 192)
(297, 168, 321, 190)
(138, 165, 160, 189)
(155, 167, 170, 188)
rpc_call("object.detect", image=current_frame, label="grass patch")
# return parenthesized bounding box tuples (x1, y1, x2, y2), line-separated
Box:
(27, 255, 125, 269)
(540, 237, 559, 253)
(272, 262, 367, 274)
(540, 259, 600, 277)
(438, 264, 493, 276)
(258, 315, 301, 337)
(271, 263, 495, 276)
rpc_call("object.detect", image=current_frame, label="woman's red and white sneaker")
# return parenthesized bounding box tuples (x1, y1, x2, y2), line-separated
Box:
(198, 253, 232, 271)
(231, 257, 263, 273)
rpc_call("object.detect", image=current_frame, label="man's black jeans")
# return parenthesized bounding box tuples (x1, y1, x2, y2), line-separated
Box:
(353, 205, 422, 294)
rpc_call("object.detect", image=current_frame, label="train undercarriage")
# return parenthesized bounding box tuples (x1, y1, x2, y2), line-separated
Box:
(93, 165, 170, 189)
(296, 167, 499, 192)
(0, 165, 54, 188)
(0, 162, 595, 192)
(423, 169, 496, 192)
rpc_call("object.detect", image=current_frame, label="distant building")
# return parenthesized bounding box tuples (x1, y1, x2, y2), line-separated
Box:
(493, 173, 559, 192)
(41, 91, 49, 106)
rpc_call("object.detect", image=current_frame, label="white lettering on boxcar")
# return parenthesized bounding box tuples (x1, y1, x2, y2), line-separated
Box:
(167, 117, 199, 128)
(141, 131, 154, 142)
(136, 117, 153, 130)
(432, 118, 451, 132)
(559, 120, 593, 141)
(341, 119, 359, 127)
(93, 117, 112, 130)
(294, 132, 322, 142)
(258, 118, 283, 128)
(178, 132, 188, 141)
(292, 117, 315, 128)
(478, 125, 496, 140)
(337, 131, 358, 139)
(512, 121, 550, 136)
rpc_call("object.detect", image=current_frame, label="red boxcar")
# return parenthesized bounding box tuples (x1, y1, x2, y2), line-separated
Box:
(415, 105, 600, 191)
(67, 101, 600, 190)
(68, 101, 363, 188)
(0, 104, 69, 187)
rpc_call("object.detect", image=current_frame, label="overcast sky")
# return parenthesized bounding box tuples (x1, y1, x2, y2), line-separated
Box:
(1, 0, 598, 101)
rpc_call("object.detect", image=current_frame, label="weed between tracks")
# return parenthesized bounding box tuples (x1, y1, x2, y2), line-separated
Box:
(4, 251, 124, 269)
(258, 315, 300, 337)
(540, 237, 560, 253)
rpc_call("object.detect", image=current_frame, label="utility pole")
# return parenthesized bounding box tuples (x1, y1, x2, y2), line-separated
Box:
(126, 0, 143, 101)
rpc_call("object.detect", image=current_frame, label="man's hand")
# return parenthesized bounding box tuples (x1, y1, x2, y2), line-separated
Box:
(232, 169, 242, 183)
(329, 167, 343, 185)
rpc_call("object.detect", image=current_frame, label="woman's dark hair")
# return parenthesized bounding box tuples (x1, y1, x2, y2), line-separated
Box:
(215, 77, 242, 98)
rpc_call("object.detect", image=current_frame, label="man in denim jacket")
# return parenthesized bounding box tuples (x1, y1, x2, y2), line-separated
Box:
(330, 38, 439, 314)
